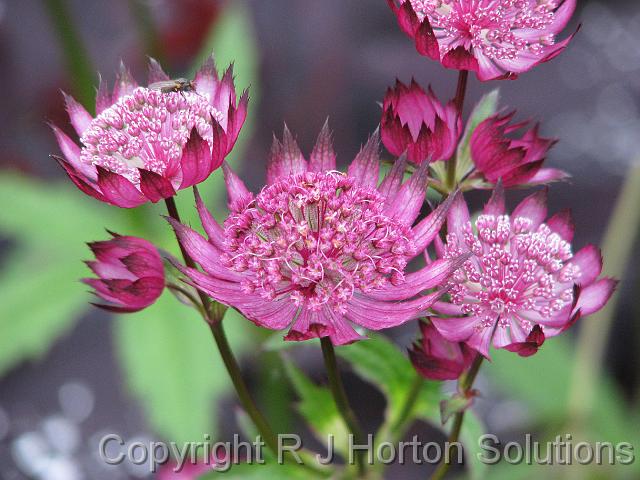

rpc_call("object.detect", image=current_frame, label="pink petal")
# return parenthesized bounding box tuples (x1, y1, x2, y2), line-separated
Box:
(447, 192, 471, 241)
(308, 120, 336, 172)
(194, 54, 220, 102)
(512, 189, 548, 229)
(384, 161, 429, 226)
(266, 126, 307, 185)
(483, 181, 505, 216)
(441, 47, 479, 72)
(222, 162, 253, 213)
(178, 129, 215, 189)
(412, 190, 458, 254)
(431, 315, 479, 343)
(526, 168, 570, 185)
(194, 187, 226, 251)
(139, 169, 176, 202)
(50, 124, 97, 180)
(63, 92, 93, 136)
(96, 167, 146, 208)
(378, 155, 407, 200)
(347, 129, 381, 188)
(147, 57, 170, 83)
(112, 62, 138, 101)
(570, 245, 603, 286)
(574, 278, 617, 316)
(546, 209, 574, 242)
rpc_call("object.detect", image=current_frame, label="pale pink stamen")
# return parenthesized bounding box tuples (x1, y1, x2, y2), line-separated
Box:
(80, 87, 224, 185)
(222, 171, 416, 314)
(408, 0, 559, 61)
(444, 213, 578, 334)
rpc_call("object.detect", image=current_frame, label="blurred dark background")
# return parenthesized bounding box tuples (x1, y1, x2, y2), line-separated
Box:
(0, 0, 639, 479)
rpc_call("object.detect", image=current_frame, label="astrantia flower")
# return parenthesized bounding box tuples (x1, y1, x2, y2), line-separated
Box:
(83, 233, 165, 312)
(469, 112, 567, 187)
(381, 79, 461, 165)
(170, 124, 465, 345)
(409, 320, 475, 380)
(51, 56, 248, 207)
(387, 0, 577, 81)
(431, 186, 617, 357)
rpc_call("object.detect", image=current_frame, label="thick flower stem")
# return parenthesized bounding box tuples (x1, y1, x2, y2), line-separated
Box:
(320, 337, 367, 477)
(446, 70, 469, 190)
(429, 353, 484, 480)
(163, 197, 281, 454)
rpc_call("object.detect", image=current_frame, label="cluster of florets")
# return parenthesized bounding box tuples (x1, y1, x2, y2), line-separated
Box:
(222, 171, 415, 313)
(80, 88, 221, 185)
(444, 214, 576, 332)
(408, 0, 559, 61)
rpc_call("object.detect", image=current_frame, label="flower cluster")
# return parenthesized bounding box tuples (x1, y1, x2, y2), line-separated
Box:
(52, 56, 247, 207)
(170, 125, 465, 344)
(387, 0, 577, 81)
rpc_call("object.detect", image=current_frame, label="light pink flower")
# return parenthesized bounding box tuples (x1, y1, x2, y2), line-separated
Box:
(83, 233, 165, 312)
(387, 0, 577, 81)
(381, 79, 461, 165)
(409, 320, 475, 380)
(170, 124, 465, 345)
(470, 112, 567, 187)
(431, 186, 617, 357)
(51, 56, 248, 207)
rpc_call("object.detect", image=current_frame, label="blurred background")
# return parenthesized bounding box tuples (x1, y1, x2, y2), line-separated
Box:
(0, 0, 639, 479)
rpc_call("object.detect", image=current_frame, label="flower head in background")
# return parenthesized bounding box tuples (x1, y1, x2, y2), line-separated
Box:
(84, 233, 165, 312)
(409, 320, 475, 380)
(387, 0, 577, 81)
(431, 186, 617, 357)
(51, 55, 248, 207)
(469, 112, 567, 187)
(170, 123, 465, 345)
(381, 79, 461, 165)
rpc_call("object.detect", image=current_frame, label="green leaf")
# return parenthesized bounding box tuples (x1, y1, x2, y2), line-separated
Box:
(455, 89, 500, 180)
(459, 410, 488, 480)
(335, 334, 440, 427)
(0, 173, 126, 376)
(281, 355, 350, 457)
(115, 294, 256, 444)
(199, 462, 316, 479)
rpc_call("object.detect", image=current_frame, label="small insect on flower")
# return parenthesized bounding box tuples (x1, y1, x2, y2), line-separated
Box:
(148, 77, 196, 94)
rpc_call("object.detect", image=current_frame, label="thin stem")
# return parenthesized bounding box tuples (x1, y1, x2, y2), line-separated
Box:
(320, 337, 367, 477)
(390, 374, 424, 440)
(163, 197, 279, 452)
(42, 0, 96, 111)
(445, 70, 469, 190)
(430, 354, 484, 480)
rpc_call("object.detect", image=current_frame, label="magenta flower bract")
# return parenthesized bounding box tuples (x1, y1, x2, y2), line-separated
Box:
(387, 0, 577, 81)
(470, 112, 567, 187)
(431, 186, 617, 357)
(83, 233, 165, 312)
(381, 79, 461, 165)
(409, 320, 475, 380)
(170, 124, 465, 345)
(51, 56, 248, 207)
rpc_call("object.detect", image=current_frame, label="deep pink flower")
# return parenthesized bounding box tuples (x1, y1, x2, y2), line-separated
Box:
(431, 186, 617, 357)
(51, 56, 248, 207)
(170, 124, 465, 345)
(83, 233, 165, 312)
(381, 79, 461, 165)
(409, 320, 475, 380)
(470, 112, 567, 187)
(387, 0, 577, 81)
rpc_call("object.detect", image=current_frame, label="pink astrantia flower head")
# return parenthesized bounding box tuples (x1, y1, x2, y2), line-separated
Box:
(169, 123, 466, 345)
(381, 79, 461, 165)
(387, 0, 578, 81)
(431, 185, 617, 358)
(83, 233, 165, 312)
(51, 55, 248, 207)
(469, 112, 567, 187)
(409, 320, 475, 380)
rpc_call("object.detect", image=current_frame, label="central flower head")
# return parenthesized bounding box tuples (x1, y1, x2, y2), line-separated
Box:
(80, 88, 222, 185)
(223, 171, 416, 313)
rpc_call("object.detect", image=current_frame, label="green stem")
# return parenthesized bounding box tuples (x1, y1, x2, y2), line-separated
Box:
(445, 70, 469, 190)
(430, 354, 484, 480)
(320, 337, 367, 477)
(42, 0, 96, 111)
(164, 197, 279, 453)
(567, 164, 640, 424)
(390, 374, 424, 440)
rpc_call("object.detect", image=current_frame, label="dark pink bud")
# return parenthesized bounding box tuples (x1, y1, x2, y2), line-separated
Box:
(83, 234, 165, 312)
(381, 79, 461, 165)
(409, 321, 475, 381)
